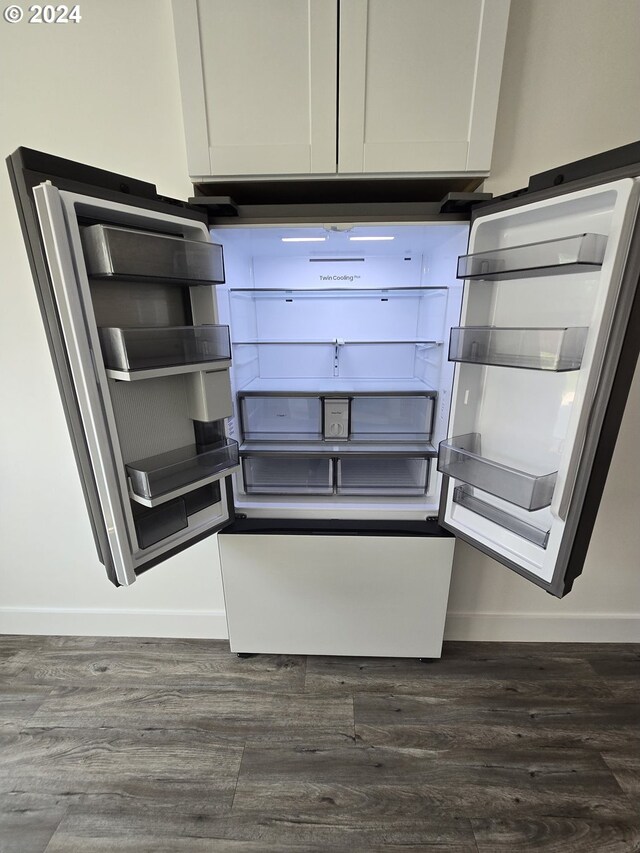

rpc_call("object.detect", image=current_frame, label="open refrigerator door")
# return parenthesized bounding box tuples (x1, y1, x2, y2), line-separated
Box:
(439, 178, 640, 596)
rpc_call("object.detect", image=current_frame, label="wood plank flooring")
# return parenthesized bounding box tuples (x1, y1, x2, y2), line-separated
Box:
(0, 636, 638, 852)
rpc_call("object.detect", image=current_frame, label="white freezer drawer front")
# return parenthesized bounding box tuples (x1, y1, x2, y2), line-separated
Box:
(218, 533, 455, 657)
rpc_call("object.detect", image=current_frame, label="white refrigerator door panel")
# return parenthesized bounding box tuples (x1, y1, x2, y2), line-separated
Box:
(441, 178, 640, 595)
(33, 183, 235, 585)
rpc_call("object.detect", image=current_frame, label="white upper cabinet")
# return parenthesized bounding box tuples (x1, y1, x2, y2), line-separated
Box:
(172, 0, 509, 179)
(338, 0, 510, 174)
(172, 0, 338, 178)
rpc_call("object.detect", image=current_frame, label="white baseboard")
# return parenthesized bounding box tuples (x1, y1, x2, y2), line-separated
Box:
(1, 607, 639, 644)
(444, 611, 640, 643)
(0, 608, 229, 639)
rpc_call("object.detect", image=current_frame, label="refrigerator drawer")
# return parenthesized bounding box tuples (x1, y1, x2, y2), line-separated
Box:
(242, 455, 333, 495)
(337, 455, 430, 496)
(99, 325, 231, 373)
(81, 224, 225, 284)
(350, 395, 434, 440)
(239, 395, 322, 440)
(218, 532, 455, 657)
(126, 439, 239, 505)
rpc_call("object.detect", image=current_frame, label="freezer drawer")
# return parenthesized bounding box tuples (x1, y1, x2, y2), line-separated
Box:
(239, 395, 322, 440)
(81, 224, 225, 284)
(242, 455, 333, 495)
(126, 439, 239, 504)
(438, 433, 557, 511)
(218, 529, 455, 657)
(99, 325, 231, 373)
(337, 455, 430, 496)
(350, 395, 434, 440)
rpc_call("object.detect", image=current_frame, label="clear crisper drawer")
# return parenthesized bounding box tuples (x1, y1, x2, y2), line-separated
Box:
(438, 433, 557, 511)
(242, 455, 333, 495)
(337, 456, 429, 496)
(240, 396, 322, 440)
(82, 224, 225, 284)
(350, 395, 434, 440)
(126, 439, 239, 503)
(448, 326, 589, 371)
(99, 325, 231, 372)
(457, 233, 606, 281)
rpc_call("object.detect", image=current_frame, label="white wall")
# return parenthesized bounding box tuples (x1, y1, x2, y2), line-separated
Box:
(0, 0, 227, 637)
(445, 0, 640, 641)
(0, 0, 638, 641)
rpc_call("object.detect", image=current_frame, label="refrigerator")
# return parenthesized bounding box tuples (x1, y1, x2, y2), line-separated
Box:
(8, 143, 640, 657)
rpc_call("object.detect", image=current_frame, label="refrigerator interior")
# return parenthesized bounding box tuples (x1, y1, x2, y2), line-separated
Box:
(210, 223, 469, 518)
(440, 179, 639, 585)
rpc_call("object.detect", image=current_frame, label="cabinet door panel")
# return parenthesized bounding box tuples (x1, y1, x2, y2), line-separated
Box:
(338, 0, 509, 174)
(173, 0, 337, 178)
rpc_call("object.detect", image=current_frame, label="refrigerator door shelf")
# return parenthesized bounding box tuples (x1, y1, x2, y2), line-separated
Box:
(131, 498, 189, 550)
(453, 485, 550, 548)
(99, 325, 231, 375)
(126, 439, 240, 507)
(448, 326, 589, 372)
(457, 232, 607, 281)
(82, 224, 225, 284)
(438, 433, 557, 511)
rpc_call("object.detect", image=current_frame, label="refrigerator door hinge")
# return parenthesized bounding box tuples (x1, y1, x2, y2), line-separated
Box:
(187, 196, 239, 218)
(439, 192, 493, 215)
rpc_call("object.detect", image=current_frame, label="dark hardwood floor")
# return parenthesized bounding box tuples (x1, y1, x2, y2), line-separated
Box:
(0, 636, 639, 852)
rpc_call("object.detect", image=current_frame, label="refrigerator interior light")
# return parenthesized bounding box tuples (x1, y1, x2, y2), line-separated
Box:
(349, 236, 395, 241)
(281, 237, 327, 242)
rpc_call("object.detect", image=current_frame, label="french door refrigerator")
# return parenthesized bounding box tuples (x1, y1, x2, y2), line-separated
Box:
(8, 144, 640, 657)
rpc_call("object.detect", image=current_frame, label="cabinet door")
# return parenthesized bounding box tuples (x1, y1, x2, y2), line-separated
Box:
(338, 0, 510, 174)
(172, 0, 338, 178)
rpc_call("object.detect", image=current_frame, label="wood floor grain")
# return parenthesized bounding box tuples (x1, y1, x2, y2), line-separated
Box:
(0, 635, 638, 852)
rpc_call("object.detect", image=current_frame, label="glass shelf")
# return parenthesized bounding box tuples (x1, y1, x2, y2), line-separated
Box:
(126, 439, 239, 506)
(457, 233, 607, 281)
(453, 485, 550, 548)
(229, 287, 447, 297)
(99, 325, 231, 376)
(232, 339, 440, 346)
(448, 326, 589, 371)
(438, 433, 557, 511)
(82, 224, 225, 285)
